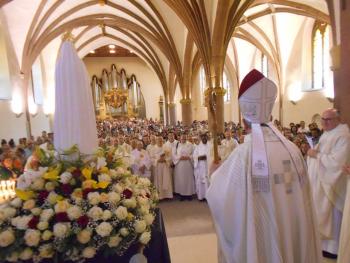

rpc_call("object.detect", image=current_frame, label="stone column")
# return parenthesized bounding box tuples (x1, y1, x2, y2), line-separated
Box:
(168, 102, 176, 126)
(180, 98, 193, 126)
(335, 2, 350, 126)
(158, 96, 164, 124)
(206, 87, 225, 133)
(164, 102, 169, 125)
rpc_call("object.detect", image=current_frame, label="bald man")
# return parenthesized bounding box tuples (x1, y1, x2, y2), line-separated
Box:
(307, 108, 350, 258)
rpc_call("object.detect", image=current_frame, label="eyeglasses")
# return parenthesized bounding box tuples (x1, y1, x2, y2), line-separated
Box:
(321, 117, 336, 122)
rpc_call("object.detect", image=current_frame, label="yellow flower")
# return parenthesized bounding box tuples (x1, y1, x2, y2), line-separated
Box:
(127, 213, 134, 221)
(100, 167, 109, 173)
(72, 189, 83, 199)
(15, 189, 35, 201)
(82, 167, 93, 180)
(43, 169, 59, 181)
(96, 181, 109, 189)
(82, 180, 97, 189)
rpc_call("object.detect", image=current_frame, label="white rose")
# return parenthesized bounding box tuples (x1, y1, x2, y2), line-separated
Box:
(40, 209, 54, 222)
(109, 169, 118, 179)
(108, 192, 120, 204)
(88, 206, 103, 221)
(137, 196, 148, 206)
(96, 222, 113, 237)
(10, 198, 22, 208)
(115, 206, 128, 220)
(77, 229, 91, 244)
(119, 227, 129, 237)
(59, 172, 72, 184)
(53, 223, 70, 238)
(41, 230, 53, 241)
(45, 182, 55, 191)
(37, 221, 49, 230)
(54, 200, 70, 213)
(102, 210, 112, 220)
(31, 178, 45, 190)
(31, 208, 42, 216)
(139, 204, 151, 215)
(116, 167, 126, 175)
(134, 220, 147, 233)
(83, 247, 96, 258)
(87, 192, 100, 205)
(144, 214, 155, 226)
(112, 184, 123, 193)
(98, 173, 111, 183)
(0, 230, 15, 247)
(139, 231, 151, 245)
(97, 157, 107, 170)
(19, 248, 33, 260)
(23, 199, 36, 210)
(138, 177, 151, 187)
(6, 252, 18, 262)
(39, 244, 54, 258)
(67, 206, 82, 220)
(108, 235, 122, 247)
(16, 216, 32, 230)
(123, 198, 137, 208)
(47, 192, 59, 205)
(24, 229, 41, 247)
(3, 207, 17, 219)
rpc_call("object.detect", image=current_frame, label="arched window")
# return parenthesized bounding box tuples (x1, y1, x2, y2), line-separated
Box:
(261, 53, 268, 77)
(223, 72, 231, 102)
(199, 66, 206, 105)
(312, 22, 331, 90)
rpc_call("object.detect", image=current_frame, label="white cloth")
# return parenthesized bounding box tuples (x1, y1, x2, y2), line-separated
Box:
(193, 142, 210, 200)
(307, 124, 350, 254)
(173, 142, 195, 196)
(153, 145, 173, 199)
(54, 41, 98, 154)
(207, 126, 321, 263)
(115, 143, 132, 167)
(338, 179, 350, 263)
(130, 149, 152, 178)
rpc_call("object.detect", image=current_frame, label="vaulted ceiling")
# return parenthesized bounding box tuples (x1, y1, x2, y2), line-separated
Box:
(0, 0, 329, 102)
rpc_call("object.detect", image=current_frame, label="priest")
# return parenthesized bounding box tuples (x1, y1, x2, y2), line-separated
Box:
(307, 108, 350, 258)
(207, 69, 321, 263)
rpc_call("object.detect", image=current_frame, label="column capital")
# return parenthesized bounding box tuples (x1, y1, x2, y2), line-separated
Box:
(213, 87, 226, 96)
(168, 102, 176, 108)
(180, 98, 192, 105)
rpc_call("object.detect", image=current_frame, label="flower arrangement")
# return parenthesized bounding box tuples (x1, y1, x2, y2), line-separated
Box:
(0, 146, 158, 262)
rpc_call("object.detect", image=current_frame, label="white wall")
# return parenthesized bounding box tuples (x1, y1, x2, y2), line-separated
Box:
(83, 57, 163, 120)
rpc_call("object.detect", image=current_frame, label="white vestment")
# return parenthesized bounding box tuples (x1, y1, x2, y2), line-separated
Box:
(193, 142, 210, 200)
(146, 143, 158, 182)
(207, 127, 321, 263)
(153, 145, 173, 199)
(173, 142, 195, 196)
(130, 149, 152, 178)
(307, 124, 350, 254)
(115, 143, 132, 167)
(338, 179, 350, 263)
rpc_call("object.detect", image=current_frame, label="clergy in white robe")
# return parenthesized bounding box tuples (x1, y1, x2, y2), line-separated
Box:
(130, 141, 152, 178)
(115, 137, 132, 167)
(146, 135, 158, 182)
(307, 108, 350, 256)
(207, 69, 321, 263)
(152, 137, 173, 199)
(193, 133, 211, 200)
(173, 134, 195, 199)
(221, 130, 239, 160)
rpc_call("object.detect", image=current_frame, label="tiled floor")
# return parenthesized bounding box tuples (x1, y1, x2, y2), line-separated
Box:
(160, 199, 337, 263)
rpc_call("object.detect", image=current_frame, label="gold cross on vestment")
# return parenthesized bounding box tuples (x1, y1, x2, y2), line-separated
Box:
(273, 160, 295, 194)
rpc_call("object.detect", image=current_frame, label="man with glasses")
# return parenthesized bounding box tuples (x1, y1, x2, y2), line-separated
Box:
(307, 108, 350, 259)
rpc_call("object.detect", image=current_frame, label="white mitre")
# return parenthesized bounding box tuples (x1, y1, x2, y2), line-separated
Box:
(239, 69, 277, 192)
(238, 69, 277, 124)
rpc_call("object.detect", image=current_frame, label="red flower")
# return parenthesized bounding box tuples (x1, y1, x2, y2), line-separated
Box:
(122, 189, 133, 199)
(55, 212, 70, 222)
(61, 184, 73, 195)
(72, 169, 82, 178)
(77, 215, 89, 228)
(28, 216, 39, 229)
(83, 188, 93, 199)
(37, 191, 49, 205)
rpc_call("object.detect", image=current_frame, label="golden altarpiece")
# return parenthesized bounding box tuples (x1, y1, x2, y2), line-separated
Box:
(91, 64, 146, 119)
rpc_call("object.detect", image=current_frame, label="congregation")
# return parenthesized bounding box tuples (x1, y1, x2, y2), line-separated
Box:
(1, 118, 322, 201)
